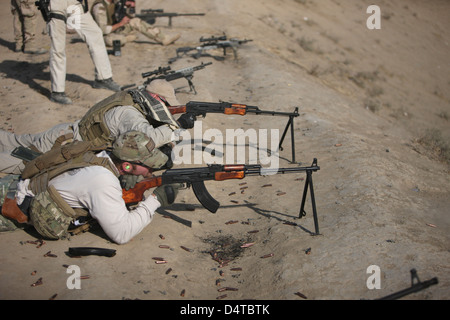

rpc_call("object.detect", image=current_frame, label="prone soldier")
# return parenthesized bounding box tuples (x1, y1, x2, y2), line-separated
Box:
(0, 131, 181, 244)
(0, 80, 196, 176)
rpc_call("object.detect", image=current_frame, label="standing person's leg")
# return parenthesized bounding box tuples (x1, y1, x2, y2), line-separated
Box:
(74, 10, 120, 91)
(10, 0, 24, 52)
(48, 0, 72, 104)
(21, 0, 47, 54)
(10, 0, 47, 54)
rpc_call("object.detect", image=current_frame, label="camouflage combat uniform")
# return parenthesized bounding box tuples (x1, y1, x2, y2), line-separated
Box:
(91, 0, 180, 46)
(10, 0, 47, 53)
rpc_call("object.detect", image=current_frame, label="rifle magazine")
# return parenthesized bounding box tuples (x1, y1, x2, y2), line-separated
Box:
(191, 181, 220, 213)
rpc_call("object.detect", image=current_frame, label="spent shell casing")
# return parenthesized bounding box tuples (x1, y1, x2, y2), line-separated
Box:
(31, 277, 43, 287)
(180, 246, 193, 252)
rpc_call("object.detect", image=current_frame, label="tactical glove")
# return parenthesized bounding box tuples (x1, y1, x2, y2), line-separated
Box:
(177, 113, 196, 129)
(152, 183, 183, 207)
(119, 174, 140, 190)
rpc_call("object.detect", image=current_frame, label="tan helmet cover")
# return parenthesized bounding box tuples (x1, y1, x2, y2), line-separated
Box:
(112, 131, 169, 169)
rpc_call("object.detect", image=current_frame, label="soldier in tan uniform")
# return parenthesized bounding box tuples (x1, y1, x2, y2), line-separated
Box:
(10, 0, 47, 54)
(91, 0, 180, 47)
(47, 0, 121, 104)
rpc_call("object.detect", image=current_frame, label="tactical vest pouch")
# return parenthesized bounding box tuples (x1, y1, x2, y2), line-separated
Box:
(21, 141, 105, 180)
(29, 185, 76, 240)
(78, 91, 135, 146)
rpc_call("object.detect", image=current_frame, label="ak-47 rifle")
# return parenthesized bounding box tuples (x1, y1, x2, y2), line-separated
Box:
(168, 101, 300, 163)
(136, 9, 205, 27)
(122, 159, 321, 235)
(141, 62, 212, 94)
(168, 36, 253, 63)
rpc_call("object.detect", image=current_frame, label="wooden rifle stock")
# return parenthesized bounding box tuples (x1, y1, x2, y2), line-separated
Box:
(167, 105, 187, 115)
(224, 104, 247, 115)
(167, 104, 248, 116)
(122, 176, 162, 204)
(214, 171, 245, 181)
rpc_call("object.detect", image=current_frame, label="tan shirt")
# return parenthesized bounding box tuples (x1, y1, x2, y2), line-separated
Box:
(47, 152, 161, 244)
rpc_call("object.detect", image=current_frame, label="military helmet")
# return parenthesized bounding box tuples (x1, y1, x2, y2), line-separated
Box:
(112, 131, 169, 169)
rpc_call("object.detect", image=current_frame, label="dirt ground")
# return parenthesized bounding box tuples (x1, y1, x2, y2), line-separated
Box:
(0, 0, 449, 301)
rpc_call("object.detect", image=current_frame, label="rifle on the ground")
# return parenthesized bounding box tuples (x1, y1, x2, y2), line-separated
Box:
(377, 269, 439, 300)
(168, 36, 253, 63)
(141, 62, 212, 94)
(168, 101, 300, 163)
(136, 9, 205, 27)
(122, 159, 321, 235)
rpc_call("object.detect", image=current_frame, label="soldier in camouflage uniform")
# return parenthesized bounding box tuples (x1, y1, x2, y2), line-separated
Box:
(0, 131, 180, 244)
(10, 0, 47, 54)
(91, 0, 180, 47)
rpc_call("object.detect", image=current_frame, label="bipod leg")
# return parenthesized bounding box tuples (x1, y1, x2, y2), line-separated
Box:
(186, 77, 197, 94)
(299, 168, 320, 235)
(277, 114, 296, 163)
(290, 114, 296, 163)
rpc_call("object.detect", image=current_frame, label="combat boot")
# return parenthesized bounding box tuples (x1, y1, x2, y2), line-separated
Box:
(14, 42, 23, 53)
(50, 92, 73, 105)
(93, 78, 121, 92)
(159, 32, 181, 46)
(142, 27, 180, 46)
(23, 40, 48, 55)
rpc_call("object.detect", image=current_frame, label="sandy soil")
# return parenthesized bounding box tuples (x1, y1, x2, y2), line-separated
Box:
(0, 0, 449, 302)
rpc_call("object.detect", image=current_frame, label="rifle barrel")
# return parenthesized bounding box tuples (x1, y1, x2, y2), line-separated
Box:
(245, 107, 299, 117)
(244, 165, 320, 176)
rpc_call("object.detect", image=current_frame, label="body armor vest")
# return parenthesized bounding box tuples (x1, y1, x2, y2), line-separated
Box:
(22, 140, 119, 240)
(78, 89, 179, 148)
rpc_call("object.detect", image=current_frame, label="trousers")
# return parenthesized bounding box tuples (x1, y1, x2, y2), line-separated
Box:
(49, 0, 113, 92)
(10, 0, 38, 51)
